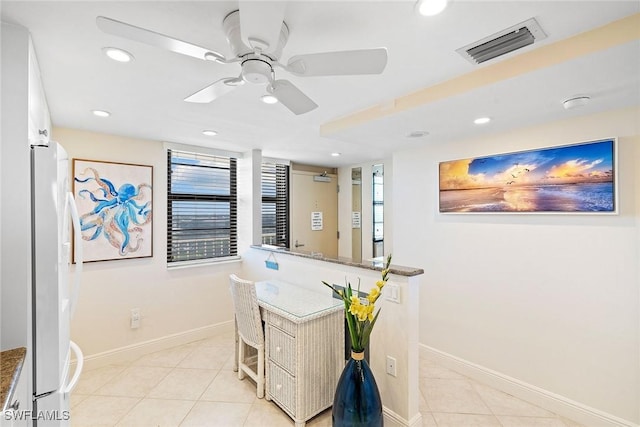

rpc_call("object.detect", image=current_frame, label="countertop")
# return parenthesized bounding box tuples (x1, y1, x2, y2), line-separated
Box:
(256, 279, 343, 322)
(1, 347, 26, 411)
(253, 245, 424, 277)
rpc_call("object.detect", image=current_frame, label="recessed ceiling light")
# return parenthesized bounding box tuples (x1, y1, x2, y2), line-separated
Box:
(202, 130, 218, 136)
(331, 152, 341, 157)
(562, 96, 591, 110)
(102, 47, 134, 63)
(416, 0, 448, 16)
(261, 94, 279, 104)
(92, 110, 111, 117)
(407, 130, 429, 138)
(474, 117, 491, 125)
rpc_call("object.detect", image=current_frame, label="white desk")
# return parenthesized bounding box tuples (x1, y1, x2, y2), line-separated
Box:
(255, 280, 344, 427)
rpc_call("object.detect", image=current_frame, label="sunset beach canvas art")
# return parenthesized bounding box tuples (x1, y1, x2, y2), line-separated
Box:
(439, 139, 616, 213)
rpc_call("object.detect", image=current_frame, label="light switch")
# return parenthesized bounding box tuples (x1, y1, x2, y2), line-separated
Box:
(385, 283, 400, 303)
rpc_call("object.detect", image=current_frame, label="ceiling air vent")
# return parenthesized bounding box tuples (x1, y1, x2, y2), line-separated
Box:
(457, 18, 547, 65)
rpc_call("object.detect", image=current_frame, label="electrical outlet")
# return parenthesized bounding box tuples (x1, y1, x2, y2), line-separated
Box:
(386, 355, 397, 377)
(130, 308, 140, 329)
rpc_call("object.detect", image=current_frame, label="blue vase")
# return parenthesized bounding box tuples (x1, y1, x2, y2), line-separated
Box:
(332, 351, 383, 427)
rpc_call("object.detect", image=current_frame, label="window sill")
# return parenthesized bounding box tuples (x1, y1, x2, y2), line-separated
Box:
(166, 256, 242, 270)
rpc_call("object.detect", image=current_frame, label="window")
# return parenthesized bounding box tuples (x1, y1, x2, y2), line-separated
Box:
(372, 164, 384, 258)
(261, 162, 289, 248)
(167, 149, 237, 263)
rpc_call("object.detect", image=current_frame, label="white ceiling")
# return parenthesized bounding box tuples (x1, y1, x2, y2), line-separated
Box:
(2, 1, 639, 167)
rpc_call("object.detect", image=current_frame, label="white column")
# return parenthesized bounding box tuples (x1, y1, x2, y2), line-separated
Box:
(237, 149, 262, 251)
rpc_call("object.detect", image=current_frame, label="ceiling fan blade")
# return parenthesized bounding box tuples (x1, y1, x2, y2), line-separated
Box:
(238, 1, 286, 52)
(184, 77, 244, 103)
(270, 80, 318, 115)
(96, 16, 225, 62)
(286, 48, 388, 77)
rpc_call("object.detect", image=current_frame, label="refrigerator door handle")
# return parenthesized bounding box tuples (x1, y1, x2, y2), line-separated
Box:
(67, 192, 83, 319)
(64, 340, 84, 394)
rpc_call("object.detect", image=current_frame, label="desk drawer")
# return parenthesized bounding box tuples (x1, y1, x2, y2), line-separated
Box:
(266, 311, 297, 336)
(269, 363, 296, 415)
(268, 326, 296, 375)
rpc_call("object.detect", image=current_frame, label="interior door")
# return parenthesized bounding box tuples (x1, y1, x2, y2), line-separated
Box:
(290, 170, 338, 258)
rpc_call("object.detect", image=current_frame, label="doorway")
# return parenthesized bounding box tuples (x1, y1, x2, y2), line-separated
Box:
(290, 169, 338, 258)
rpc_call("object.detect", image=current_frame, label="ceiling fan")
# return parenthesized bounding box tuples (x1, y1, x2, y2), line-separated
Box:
(96, 3, 388, 115)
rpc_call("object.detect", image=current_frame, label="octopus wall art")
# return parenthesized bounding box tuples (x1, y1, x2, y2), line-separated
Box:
(73, 159, 153, 262)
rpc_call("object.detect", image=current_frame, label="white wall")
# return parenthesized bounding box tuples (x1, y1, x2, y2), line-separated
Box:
(1, 22, 32, 351)
(392, 107, 640, 424)
(1, 21, 34, 416)
(53, 127, 240, 360)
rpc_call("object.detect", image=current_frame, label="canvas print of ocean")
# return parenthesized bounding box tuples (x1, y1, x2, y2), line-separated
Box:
(439, 139, 615, 213)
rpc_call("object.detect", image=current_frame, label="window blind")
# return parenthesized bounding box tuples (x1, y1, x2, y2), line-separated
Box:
(261, 163, 289, 248)
(167, 149, 237, 262)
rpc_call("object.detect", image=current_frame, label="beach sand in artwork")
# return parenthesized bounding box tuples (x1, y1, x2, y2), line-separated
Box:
(440, 182, 614, 212)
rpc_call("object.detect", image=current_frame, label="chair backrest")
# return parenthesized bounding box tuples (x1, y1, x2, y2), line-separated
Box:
(229, 274, 264, 348)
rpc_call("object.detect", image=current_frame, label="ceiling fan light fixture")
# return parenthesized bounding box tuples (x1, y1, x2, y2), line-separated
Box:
(102, 47, 134, 62)
(416, 0, 449, 16)
(242, 59, 273, 84)
(261, 94, 279, 104)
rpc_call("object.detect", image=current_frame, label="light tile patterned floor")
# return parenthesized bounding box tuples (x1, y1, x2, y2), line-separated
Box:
(70, 332, 583, 426)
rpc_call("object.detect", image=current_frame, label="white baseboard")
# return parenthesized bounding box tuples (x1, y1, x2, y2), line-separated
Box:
(420, 344, 638, 427)
(76, 321, 234, 371)
(383, 406, 422, 427)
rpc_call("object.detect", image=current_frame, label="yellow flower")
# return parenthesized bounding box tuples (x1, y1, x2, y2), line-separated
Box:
(365, 303, 375, 321)
(367, 287, 380, 303)
(355, 303, 374, 322)
(348, 298, 360, 316)
(348, 295, 376, 322)
(322, 254, 392, 353)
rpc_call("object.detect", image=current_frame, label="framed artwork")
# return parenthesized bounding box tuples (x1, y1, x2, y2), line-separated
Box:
(73, 159, 153, 262)
(439, 138, 616, 213)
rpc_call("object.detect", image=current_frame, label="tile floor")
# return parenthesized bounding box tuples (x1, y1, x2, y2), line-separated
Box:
(70, 331, 583, 427)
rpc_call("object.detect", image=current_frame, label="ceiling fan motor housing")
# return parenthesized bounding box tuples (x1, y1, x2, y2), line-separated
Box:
(241, 58, 273, 84)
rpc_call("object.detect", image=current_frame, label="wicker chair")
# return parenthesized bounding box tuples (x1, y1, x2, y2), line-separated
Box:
(229, 274, 265, 398)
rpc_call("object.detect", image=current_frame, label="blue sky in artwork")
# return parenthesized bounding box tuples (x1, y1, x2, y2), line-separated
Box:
(438, 139, 614, 190)
(468, 140, 613, 178)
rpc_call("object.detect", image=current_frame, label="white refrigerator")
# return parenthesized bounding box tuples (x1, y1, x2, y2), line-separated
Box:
(30, 140, 84, 426)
